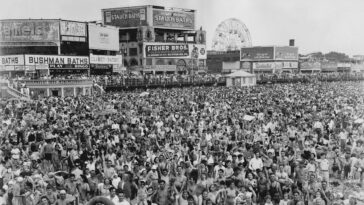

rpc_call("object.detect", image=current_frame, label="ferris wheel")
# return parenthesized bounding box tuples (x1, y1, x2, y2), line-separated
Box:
(212, 18, 252, 51)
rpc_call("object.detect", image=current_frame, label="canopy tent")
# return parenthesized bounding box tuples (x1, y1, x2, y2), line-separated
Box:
(225, 70, 257, 87)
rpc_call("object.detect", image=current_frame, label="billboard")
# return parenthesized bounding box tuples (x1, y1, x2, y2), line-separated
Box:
(0, 55, 24, 66)
(241, 47, 274, 61)
(145, 44, 189, 57)
(103, 7, 147, 27)
(90, 54, 122, 65)
(275, 46, 298, 60)
(153, 9, 195, 30)
(60, 21, 86, 37)
(222, 61, 240, 70)
(0, 20, 60, 42)
(88, 24, 119, 51)
(24, 55, 89, 69)
(144, 43, 206, 59)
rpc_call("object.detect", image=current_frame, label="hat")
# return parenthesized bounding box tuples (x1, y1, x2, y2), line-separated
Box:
(59, 190, 66, 194)
(267, 149, 275, 154)
(16, 177, 24, 183)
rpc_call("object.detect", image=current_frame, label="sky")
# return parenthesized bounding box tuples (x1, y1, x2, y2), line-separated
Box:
(1, 0, 363, 56)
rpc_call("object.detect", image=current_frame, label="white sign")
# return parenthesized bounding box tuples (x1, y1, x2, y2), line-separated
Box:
(60, 21, 87, 37)
(90, 54, 122, 65)
(154, 65, 176, 71)
(253, 62, 275, 69)
(281, 62, 298, 68)
(337, 63, 351, 68)
(3, 66, 15, 71)
(25, 55, 89, 65)
(222, 61, 240, 70)
(0, 55, 24, 66)
(113, 65, 126, 73)
(88, 23, 119, 51)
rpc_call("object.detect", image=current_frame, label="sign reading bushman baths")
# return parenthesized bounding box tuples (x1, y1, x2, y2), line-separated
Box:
(25, 55, 89, 66)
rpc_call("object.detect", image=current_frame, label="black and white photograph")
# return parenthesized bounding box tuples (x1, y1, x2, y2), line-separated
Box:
(0, 0, 364, 205)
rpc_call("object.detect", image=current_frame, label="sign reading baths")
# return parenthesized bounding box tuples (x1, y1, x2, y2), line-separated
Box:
(25, 55, 89, 69)
(153, 9, 195, 30)
(145, 44, 189, 57)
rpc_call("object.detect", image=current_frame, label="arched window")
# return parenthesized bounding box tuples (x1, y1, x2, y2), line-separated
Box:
(176, 59, 187, 71)
(130, 58, 138, 66)
(156, 59, 164, 65)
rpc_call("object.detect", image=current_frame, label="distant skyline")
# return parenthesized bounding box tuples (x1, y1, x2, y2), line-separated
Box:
(1, 0, 363, 56)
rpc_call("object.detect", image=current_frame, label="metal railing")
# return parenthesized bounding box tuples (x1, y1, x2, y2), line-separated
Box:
(102, 74, 364, 91)
(15, 79, 93, 87)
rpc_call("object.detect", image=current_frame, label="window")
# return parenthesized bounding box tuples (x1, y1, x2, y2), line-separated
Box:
(129, 48, 138, 56)
(146, 58, 153, 65)
(124, 60, 129, 67)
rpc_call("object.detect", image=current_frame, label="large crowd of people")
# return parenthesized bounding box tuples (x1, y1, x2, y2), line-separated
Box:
(0, 80, 364, 205)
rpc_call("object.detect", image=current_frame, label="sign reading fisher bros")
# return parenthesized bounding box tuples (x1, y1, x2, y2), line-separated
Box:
(145, 44, 189, 57)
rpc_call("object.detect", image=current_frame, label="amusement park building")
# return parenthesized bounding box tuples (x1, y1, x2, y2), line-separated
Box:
(101, 5, 207, 74)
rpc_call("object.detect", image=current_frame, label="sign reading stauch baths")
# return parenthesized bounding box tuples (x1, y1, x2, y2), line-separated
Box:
(153, 9, 195, 30)
(103, 7, 147, 27)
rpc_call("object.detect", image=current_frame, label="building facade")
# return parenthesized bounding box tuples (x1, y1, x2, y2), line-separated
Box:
(102, 5, 207, 74)
(0, 19, 122, 77)
(240, 46, 299, 74)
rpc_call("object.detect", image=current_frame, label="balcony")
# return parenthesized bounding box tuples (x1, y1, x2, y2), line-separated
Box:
(15, 79, 93, 88)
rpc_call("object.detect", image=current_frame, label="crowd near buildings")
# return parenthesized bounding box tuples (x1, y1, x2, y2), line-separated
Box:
(0, 3, 364, 205)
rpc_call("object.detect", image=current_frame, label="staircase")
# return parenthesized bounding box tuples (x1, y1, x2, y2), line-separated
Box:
(93, 83, 105, 94)
(3, 86, 32, 101)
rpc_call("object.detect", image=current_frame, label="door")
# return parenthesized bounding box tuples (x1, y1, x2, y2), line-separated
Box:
(52, 90, 59, 97)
